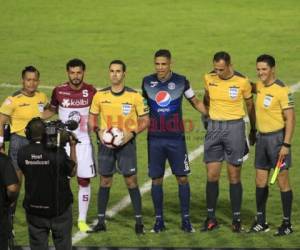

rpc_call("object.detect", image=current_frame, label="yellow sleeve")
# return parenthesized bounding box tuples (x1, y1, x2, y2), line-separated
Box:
(135, 93, 149, 117)
(242, 79, 252, 99)
(280, 87, 294, 110)
(0, 96, 15, 116)
(89, 92, 101, 114)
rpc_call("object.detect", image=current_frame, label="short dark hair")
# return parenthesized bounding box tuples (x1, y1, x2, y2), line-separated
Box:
(256, 54, 276, 68)
(109, 60, 126, 72)
(25, 117, 45, 142)
(66, 58, 86, 71)
(22, 66, 40, 79)
(213, 51, 231, 64)
(154, 49, 171, 59)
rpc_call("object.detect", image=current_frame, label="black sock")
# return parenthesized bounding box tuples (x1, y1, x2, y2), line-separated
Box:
(230, 182, 243, 221)
(281, 190, 293, 223)
(256, 186, 268, 224)
(98, 187, 110, 223)
(206, 181, 219, 219)
(128, 187, 143, 224)
(151, 184, 163, 219)
(178, 183, 190, 220)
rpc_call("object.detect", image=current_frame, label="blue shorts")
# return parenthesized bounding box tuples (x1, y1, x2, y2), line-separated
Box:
(147, 136, 190, 178)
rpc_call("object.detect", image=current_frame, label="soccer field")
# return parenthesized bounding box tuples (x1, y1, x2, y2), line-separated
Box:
(0, 0, 300, 248)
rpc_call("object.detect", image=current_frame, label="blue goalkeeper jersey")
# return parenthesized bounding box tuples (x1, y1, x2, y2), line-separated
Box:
(142, 72, 195, 138)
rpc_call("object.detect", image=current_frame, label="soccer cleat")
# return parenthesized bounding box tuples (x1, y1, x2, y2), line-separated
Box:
(151, 218, 166, 233)
(232, 220, 244, 233)
(201, 218, 219, 231)
(181, 218, 195, 233)
(247, 221, 270, 233)
(78, 220, 92, 233)
(274, 221, 293, 236)
(87, 221, 107, 233)
(135, 223, 145, 235)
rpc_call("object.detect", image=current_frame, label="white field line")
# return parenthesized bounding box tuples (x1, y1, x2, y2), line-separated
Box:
(2, 81, 298, 244)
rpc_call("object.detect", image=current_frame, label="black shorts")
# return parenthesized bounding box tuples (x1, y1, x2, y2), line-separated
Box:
(204, 119, 248, 166)
(98, 139, 137, 176)
(255, 129, 291, 170)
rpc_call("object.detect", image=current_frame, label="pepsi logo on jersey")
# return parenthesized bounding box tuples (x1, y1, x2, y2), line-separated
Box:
(155, 91, 171, 107)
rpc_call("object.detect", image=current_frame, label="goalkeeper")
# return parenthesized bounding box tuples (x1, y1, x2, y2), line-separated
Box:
(249, 54, 295, 236)
(88, 60, 149, 234)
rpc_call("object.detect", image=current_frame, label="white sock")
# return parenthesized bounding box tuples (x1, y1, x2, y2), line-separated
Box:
(78, 184, 91, 222)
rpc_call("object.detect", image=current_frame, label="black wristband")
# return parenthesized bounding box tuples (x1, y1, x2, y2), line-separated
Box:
(250, 128, 257, 132)
(282, 142, 291, 148)
(131, 131, 137, 138)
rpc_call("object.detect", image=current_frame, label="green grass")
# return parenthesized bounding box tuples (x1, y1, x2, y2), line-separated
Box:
(0, 0, 300, 247)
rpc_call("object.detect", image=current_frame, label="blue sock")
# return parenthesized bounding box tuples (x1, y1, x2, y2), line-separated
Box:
(178, 183, 190, 220)
(151, 184, 163, 219)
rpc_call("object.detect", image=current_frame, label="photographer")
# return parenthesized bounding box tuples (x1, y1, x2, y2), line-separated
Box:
(17, 117, 77, 250)
(0, 152, 19, 250)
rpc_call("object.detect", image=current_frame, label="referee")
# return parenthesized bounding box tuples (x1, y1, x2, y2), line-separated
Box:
(88, 60, 149, 234)
(248, 54, 295, 236)
(0, 66, 48, 225)
(201, 52, 256, 232)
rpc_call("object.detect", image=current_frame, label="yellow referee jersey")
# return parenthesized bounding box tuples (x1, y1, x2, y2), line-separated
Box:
(204, 71, 252, 120)
(90, 86, 149, 131)
(255, 79, 294, 133)
(0, 90, 48, 136)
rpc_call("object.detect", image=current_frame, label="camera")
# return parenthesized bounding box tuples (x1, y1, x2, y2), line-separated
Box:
(44, 119, 79, 148)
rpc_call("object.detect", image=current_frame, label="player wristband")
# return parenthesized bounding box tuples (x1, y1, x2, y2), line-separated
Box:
(282, 142, 291, 148)
(131, 131, 137, 139)
(0, 136, 4, 144)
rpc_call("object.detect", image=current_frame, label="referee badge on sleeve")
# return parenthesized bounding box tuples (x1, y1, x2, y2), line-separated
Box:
(4, 97, 12, 105)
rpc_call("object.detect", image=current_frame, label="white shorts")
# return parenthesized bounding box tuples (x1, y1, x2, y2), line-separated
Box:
(65, 143, 96, 178)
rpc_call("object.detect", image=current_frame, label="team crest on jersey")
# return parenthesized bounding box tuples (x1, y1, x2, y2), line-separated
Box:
(150, 81, 158, 87)
(155, 91, 171, 107)
(229, 87, 239, 99)
(122, 103, 132, 115)
(68, 111, 81, 124)
(168, 82, 176, 90)
(263, 95, 273, 108)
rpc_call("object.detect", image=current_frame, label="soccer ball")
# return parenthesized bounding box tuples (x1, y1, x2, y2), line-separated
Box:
(102, 127, 124, 147)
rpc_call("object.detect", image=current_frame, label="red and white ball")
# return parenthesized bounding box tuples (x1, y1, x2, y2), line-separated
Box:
(102, 127, 124, 147)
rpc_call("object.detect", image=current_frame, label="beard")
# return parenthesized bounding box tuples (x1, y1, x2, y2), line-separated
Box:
(70, 77, 83, 85)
